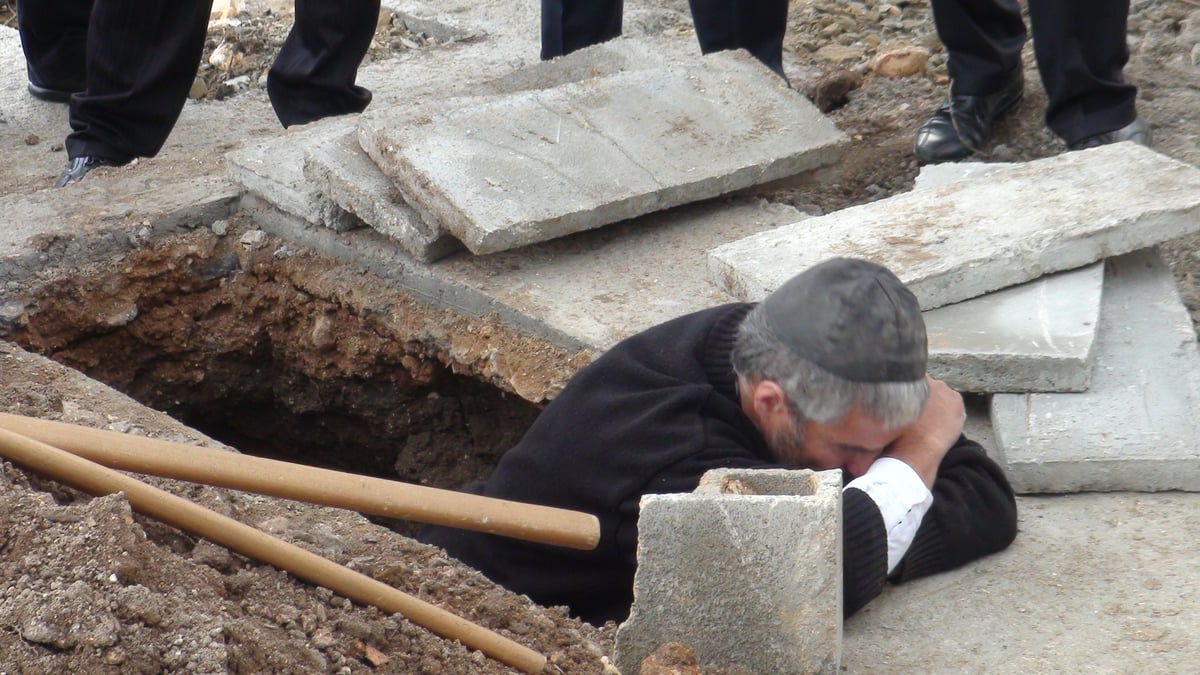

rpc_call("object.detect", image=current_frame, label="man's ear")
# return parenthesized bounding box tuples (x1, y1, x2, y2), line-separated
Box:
(750, 380, 789, 420)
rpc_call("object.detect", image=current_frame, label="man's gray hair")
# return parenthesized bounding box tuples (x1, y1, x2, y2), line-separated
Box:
(731, 306, 929, 429)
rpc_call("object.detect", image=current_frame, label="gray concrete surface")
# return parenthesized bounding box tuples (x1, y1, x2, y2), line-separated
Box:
(361, 49, 848, 254)
(708, 143, 1200, 310)
(916, 161, 1102, 392)
(227, 120, 362, 232)
(303, 130, 461, 262)
(924, 263, 1103, 393)
(616, 468, 842, 675)
(992, 249, 1200, 493)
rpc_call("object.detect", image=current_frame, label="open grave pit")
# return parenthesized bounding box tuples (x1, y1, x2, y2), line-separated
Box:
(0, 216, 618, 674)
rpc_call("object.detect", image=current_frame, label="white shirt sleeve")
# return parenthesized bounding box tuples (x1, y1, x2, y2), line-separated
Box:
(844, 457, 934, 573)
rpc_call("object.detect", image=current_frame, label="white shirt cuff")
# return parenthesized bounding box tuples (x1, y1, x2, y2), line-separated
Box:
(844, 457, 934, 573)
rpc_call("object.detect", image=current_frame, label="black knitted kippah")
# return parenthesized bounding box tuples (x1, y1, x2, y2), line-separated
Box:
(760, 257, 927, 382)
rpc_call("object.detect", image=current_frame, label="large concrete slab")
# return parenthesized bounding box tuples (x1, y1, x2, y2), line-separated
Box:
(227, 119, 362, 233)
(615, 468, 842, 675)
(914, 161, 1104, 392)
(708, 143, 1200, 310)
(303, 131, 461, 262)
(925, 263, 1103, 393)
(360, 49, 848, 254)
(991, 249, 1200, 493)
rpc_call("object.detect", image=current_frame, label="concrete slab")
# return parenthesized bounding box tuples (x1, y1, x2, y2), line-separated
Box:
(991, 249, 1200, 493)
(361, 49, 847, 254)
(925, 262, 1103, 393)
(615, 468, 842, 675)
(303, 131, 461, 262)
(912, 162, 1104, 392)
(226, 119, 362, 233)
(708, 143, 1200, 310)
(0, 174, 239, 290)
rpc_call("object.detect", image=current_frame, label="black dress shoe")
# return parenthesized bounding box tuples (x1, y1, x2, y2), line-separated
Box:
(914, 71, 1025, 164)
(54, 156, 125, 188)
(27, 82, 79, 104)
(1067, 117, 1152, 151)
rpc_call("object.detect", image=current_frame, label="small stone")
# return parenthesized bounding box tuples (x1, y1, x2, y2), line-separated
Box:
(376, 9, 394, 29)
(210, 219, 228, 236)
(25, 134, 40, 146)
(240, 229, 267, 249)
(869, 46, 930, 77)
(815, 43, 866, 63)
(364, 644, 390, 666)
(1191, 43, 1200, 67)
(809, 69, 863, 113)
(991, 144, 1016, 162)
(189, 76, 208, 99)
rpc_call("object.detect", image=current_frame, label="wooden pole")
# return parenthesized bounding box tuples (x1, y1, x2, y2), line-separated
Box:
(0, 412, 599, 550)
(0, 427, 547, 674)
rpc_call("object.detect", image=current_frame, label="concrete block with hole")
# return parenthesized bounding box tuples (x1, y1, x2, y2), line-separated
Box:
(360, 49, 848, 254)
(227, 120, 362, 232)
(303, 131, 461, 262)
(991, 249, 1200, 493)
(614, 468, 842, 675)
(707, 143, 1200, 310)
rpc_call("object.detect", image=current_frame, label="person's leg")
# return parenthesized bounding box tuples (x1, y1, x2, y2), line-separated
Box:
(15, 0, 90, 98)
(64, 0, 212, 165)
(266, 0, 380, 128)
(1026, 0, 1141, 147)
(931, 0, 1026, 96)
(914, 0, 1027, 162)
(540, 0, 623, 60)
(686, 0, 788, 78)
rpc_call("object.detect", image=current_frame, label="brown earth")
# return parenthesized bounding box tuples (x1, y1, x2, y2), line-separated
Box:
(2, 1, 1200, 673)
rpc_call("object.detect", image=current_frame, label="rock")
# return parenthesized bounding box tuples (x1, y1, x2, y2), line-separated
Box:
(240, 229, 267, 249)
(815, 44, 866, 63)
(210, 219, 228, 236)
(1192, 43, 1200, 67)
(210, 0, 244, 21)
(24, 134, 39, 146)
(810, 69, 863, 112)
(869, 46, 930, 77)
(208, 42, 244, 72)
(189, 76, 209, 99)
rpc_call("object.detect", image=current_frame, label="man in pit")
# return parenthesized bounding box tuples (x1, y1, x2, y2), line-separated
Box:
(421, 257, 1017, 623)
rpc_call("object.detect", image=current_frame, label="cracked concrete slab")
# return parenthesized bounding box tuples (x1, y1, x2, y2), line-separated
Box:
(913, 162, 1103, 393)
(991, 249, 1200, 493)
(361, 49, 847, 254)
(708, 144, 1200, 310)
(925, 263, 1103, 393)
(303, 131, 461, 262)
(227, 118, 362, 233)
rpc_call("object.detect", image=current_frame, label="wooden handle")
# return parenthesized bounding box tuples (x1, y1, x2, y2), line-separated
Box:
(0, 427, 547, 674)
(0, 412, 598, 550)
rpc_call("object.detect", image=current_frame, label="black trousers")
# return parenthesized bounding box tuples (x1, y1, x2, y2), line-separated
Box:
(540, 0, 789, 78)
(930, 0, 1137, 145)
(17, 0, 213, 162)
(16, 0, 378, 161)
(266, 0, 380, 128)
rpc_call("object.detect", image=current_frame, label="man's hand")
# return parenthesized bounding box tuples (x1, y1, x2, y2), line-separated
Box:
(884, 377, 965, 489)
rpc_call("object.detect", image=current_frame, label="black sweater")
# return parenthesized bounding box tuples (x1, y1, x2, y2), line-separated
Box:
(420, 304, 1017, 623)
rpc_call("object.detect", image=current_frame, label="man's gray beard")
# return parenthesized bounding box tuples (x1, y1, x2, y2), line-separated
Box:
(767, 418, 808, 468)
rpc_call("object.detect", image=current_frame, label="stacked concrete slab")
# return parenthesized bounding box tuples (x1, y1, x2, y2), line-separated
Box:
(992, 250, 1200, 493)
(615, 468, 843, 675)
(360, 48, 847, 254)
(707, 143, 1200, 494)
(708, 144, 1200, 310)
